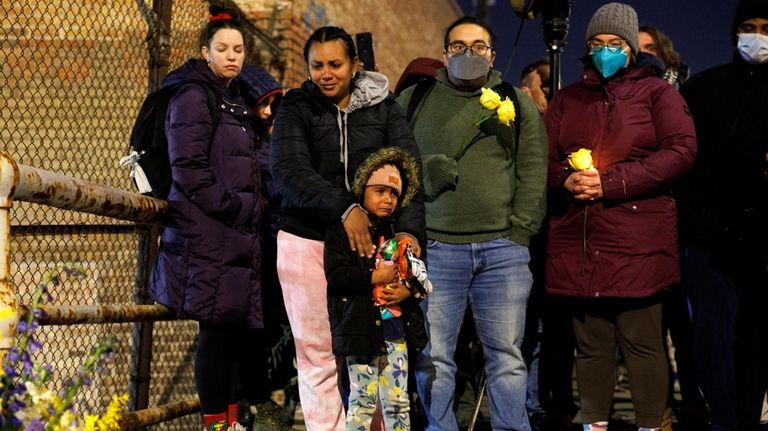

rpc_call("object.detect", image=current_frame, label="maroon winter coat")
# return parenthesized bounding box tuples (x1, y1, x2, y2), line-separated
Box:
(544, 61, 696, 299)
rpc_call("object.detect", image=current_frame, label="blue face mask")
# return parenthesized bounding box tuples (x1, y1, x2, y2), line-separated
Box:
(591, 46, 628, 78)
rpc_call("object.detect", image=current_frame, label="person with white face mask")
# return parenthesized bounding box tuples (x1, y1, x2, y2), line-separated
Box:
(677, 0, 768, 430)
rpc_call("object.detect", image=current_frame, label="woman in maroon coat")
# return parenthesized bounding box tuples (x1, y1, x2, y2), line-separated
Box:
(543, 3, 696, 430)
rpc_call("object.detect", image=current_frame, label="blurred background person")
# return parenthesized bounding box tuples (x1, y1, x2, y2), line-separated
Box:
(237, 65, 296, 431)
(519, 56, 579, 431)
(638, 25, 690, 89)
(519, 57, 550, 114)
(636, 24, 707, 431)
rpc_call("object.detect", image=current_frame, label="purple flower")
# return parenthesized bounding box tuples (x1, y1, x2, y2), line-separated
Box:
(9, 399, 26, 412)
(27, 419, 45, 431)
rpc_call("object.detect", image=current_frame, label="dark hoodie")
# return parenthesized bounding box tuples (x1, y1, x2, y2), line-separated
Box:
(678, 19, 768, 272)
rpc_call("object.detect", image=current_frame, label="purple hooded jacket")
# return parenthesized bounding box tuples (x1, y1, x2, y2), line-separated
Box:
(149, 59, 263, 328)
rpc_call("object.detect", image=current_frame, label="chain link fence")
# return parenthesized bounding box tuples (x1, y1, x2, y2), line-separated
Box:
(1, 0, 283, 428)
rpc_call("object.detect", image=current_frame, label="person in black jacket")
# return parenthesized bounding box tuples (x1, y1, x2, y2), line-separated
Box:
(677, 1, 768, 429)
(269, 26, 425, 431)
(325, 147, 428, 431)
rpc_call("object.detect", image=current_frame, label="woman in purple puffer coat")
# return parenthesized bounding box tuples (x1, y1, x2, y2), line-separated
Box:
(148, 6, 262, 430)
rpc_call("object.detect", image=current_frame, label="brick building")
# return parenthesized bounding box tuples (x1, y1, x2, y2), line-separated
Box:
(238, 0, 462, 89)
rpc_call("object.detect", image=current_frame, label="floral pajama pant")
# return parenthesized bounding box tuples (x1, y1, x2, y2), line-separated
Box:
(346, 338, 411, 431)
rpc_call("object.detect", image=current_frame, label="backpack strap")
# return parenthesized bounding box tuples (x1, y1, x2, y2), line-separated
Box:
(492, 81, 521, 145)
(200, 83, 221, 131)
(181, 80, 222, 133)
(405, 77, 436, 125)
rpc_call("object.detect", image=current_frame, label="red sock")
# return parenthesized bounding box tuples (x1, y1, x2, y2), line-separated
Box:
(202, 412, 227, 430)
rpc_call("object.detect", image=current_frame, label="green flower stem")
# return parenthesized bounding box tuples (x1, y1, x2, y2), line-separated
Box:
(581, 206, 588, 276)
(452, 115, 492, 160)
(48, 339, 115, 430)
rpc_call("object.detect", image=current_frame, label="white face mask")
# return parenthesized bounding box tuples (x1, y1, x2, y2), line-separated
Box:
(737, 33, 768, 64)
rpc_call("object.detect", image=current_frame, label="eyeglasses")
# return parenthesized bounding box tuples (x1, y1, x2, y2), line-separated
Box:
(446, 42, 493, 56)
(586, 38, 628, 50)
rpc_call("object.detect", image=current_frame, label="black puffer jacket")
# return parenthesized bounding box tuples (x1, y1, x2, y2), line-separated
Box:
(270, 71, 425, 244)
(325, 223, 428, 357)
(325, 146, 427, 356)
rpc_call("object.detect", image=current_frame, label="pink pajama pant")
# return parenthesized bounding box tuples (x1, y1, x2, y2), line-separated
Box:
(277, 231, 346, 431)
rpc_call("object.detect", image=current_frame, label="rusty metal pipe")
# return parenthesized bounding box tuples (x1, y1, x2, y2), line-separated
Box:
(119, 396, 200, 429)
(19, 304, 177, 325)
(0, 152, 20, 354)
(4, 151, 167, 225)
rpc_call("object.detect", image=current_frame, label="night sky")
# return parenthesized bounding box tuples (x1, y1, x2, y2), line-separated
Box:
(457, 0, 740, 87)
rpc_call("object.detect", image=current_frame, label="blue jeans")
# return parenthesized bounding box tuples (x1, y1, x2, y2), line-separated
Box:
(416, 238, 533, 431)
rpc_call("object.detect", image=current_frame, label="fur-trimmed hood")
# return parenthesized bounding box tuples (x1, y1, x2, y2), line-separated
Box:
(351, 147, 420, 208)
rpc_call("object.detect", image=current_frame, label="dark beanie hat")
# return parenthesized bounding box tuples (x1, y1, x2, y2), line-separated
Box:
(586, 2, 639, 54)
(732, 0, 768, 42)
(238, 66, 283, 108)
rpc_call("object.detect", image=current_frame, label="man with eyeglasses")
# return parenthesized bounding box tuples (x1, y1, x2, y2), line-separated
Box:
(397, 15, 548, 431)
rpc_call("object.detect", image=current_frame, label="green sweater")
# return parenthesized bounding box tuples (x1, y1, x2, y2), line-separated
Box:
(397, 69, 547, 246)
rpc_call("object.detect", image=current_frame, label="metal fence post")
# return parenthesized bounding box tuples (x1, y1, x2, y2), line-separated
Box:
(130, 0, 174, 424)
(0, 152, 19, 358)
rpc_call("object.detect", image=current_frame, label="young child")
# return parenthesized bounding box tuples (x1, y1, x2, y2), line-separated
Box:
(324, 147, 428, 431)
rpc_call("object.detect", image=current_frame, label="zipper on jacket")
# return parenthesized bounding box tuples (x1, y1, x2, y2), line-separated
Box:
(605, 88, 616, 133)
(336, 109, 351, 191)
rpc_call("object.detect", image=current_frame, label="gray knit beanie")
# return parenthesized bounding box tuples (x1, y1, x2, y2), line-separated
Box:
(586, 2, 639, 54)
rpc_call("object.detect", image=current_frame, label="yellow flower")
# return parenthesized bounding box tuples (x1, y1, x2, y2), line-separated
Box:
(95, 393, 129, 431)
(0, 306, 14, 320)
(82, 415, 99, 431)
(0, 305, 16, 344)
(453, 87, 514, 160)
(366, 381, 377, 396)
(58, 410, 77, 429)
(479, 87, 502, 110)
(567, 148, 594, 171)
(496, 97, 516, 126)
